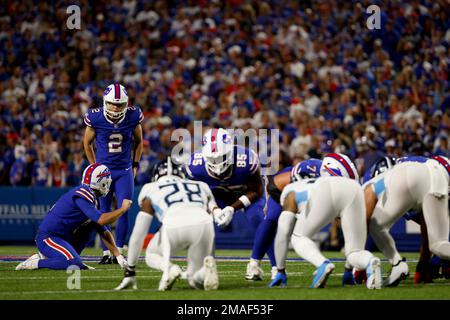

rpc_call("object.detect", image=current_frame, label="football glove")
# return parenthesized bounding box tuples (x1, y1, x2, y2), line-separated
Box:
(116, 254, 128, 269)
(216, 206, 234, 227)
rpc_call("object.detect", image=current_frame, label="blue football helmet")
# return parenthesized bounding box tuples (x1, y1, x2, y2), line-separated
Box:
(290, 158, 323, 182)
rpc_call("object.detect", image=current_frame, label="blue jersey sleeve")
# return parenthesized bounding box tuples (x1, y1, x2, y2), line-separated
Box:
(83, 108, 100, 127)
(185, 151, 204, 178)
(248, 148, 260, 175)
(127, 106, 144, 126)
(74, 197, 103, 225)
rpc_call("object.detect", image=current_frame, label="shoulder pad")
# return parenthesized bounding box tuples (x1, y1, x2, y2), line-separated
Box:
(84, 107, 104, 127)
(127, 106, 144, 124)
(74, 186, 96, 204)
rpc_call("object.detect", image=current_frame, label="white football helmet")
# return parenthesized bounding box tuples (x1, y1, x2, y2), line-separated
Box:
(202, 128, 234, 177)
(320, 153, 359, 180)
(103, 83, 128, 121)
(81, 163, 112, 197)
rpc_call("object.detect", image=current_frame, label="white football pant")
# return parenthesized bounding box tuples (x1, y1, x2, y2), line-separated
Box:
(369, 161, 450, 263)
(145, 207, 215, 288)
(291, 177, 375, 270)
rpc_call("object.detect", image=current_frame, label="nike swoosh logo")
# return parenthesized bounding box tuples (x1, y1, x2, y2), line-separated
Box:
(125, 167, 131, 171)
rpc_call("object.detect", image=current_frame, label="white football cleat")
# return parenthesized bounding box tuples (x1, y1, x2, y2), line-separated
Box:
(158, 264, 182, 291)
(203, 256, 219, 291)
(15, 253, 41, 270)
(271, 266, 278, 280)
(115, 276, 137, 290)
(245, 261, 263, 281)
(383, 258, 409, 287)
(366, 257, 382, 290)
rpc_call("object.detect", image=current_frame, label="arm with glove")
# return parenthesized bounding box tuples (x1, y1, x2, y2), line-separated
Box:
(215, 171, 263, 228)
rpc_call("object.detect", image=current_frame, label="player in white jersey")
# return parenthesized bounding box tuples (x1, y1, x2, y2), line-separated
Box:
(364, 155, 450, 287)
(271, 153, 382, 289)
(115, 158, 220, 291)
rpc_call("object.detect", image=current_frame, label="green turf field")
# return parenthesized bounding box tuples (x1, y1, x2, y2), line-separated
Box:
(1, 246, 449, 300)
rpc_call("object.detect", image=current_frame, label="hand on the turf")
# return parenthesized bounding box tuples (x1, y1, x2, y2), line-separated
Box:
(116, 254, 128, 269)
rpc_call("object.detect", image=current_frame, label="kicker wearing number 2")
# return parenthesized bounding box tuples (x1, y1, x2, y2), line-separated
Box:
(83, 84, 144, 263)
(184, 128, 275, 272)
(15, 163, 131, 271)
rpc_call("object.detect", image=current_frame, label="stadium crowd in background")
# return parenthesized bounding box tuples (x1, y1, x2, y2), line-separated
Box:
(0, 0, 449, 187)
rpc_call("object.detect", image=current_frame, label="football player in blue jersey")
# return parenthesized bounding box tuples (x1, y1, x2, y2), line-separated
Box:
(83, 83, 144, 264)
(15, 163, 132, 270)
(184, 128, 270, 276)
(248, 159, 322, 281)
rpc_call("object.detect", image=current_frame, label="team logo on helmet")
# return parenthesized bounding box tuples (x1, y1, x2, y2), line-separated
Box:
(103, 87, 112, 96)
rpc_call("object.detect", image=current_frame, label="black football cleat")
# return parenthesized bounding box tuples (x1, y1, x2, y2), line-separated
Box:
(99, 255, 112, 265)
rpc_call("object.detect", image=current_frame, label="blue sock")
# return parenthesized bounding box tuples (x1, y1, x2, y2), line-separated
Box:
(251, 219, 278, 266)
(115, 212, 128, 248)
(430, 255, 442, 266)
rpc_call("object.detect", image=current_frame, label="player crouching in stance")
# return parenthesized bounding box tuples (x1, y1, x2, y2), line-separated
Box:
(271, 153, 382, 289)
(364, 155, 450, 287)
(115, 158, 219, 291)
(249, 159, 322, 282)
(184, 128, 269, 281)
(16, 163, 131, 270)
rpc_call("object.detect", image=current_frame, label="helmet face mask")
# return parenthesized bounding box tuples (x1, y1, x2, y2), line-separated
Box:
(103, 84, 128, 122)
(204, 149, 234, 177)
(104, 101, 127, 120)
(82, 164, 112, 197)
(202, 128, 234, 178)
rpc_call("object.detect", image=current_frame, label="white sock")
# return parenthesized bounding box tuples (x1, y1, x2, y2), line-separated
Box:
(274, 211, 296, 269)
(249, 258, 260, 266)
(291, 235, 327, 268)
(128, 211, 153, 266)
(145, 252, 172, 271)
(103, 250, 110, 256)
(193, 267, 206, 284)
(118, 247, 123, 254)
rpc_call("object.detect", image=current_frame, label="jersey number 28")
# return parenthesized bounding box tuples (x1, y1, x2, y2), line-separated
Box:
(159, 182, 203, 207)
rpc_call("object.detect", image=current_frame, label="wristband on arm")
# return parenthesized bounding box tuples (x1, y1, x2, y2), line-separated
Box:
(239, 195, 252, 208)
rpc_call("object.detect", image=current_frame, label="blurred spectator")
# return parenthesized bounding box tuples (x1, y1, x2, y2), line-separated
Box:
(9, 145, 27, 186)
(66, 151, 88, 186)
(0, 0, 448, 187)
(136, 140, 158, 186)
(434, 136, 449, 157)
(47, 154, 67, 187)
(32, 149, 50, 186)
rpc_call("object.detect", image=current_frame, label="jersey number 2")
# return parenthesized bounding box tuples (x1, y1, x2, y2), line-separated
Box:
(108, 133, 123, 153)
